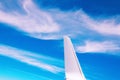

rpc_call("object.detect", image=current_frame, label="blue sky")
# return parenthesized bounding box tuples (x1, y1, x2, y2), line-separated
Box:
(0, 0, 120, 80)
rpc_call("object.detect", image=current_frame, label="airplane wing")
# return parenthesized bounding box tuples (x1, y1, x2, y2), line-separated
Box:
(64, 36, 86, 80)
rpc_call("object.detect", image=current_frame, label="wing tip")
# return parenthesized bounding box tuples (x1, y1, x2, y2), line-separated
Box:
(64, 36, 70, 41)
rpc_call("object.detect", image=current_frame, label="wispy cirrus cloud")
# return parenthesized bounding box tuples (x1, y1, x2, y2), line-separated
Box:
(48, 8, 120, 38)
(76, 40, 120, 53)
(81, 14, 120, 36)
(0, 0, 60, 39)
(0, 45, 64, 73)
(0, 0, 120, 39)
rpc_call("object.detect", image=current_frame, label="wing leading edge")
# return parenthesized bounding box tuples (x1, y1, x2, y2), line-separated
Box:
(64, 36, 86, 80)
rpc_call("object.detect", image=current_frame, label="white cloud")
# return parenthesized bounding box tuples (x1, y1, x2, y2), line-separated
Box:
(81, 14, 120, 36)
(76, 40, 120, 53)
(48, 10, 88, 38)
(0, 0, 60, 37)
(37, 9, 120, 39)
(0, 0, 85, 39)
(49, 9, 120, 37)
(0, 0, 120, 40)
(0, 45, 63, 73)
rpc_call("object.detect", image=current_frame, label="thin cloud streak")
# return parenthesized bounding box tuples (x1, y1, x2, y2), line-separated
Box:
(81, 14, 120, 36)
(0, 45, 63, 73)
(76, 40, 120, 53)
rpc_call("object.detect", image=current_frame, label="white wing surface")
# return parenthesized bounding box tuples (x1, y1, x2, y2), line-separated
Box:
(64, 36, 86, 80)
